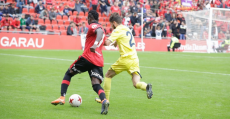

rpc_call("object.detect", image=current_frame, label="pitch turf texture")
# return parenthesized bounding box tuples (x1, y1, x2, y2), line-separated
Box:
(0, 49, 230, 119)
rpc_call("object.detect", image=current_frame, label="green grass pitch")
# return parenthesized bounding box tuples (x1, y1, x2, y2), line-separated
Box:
(0, 49, 230, 119)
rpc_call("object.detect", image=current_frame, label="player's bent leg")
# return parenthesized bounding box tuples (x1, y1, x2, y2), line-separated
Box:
(104, 70, 116, 100)
(51, 68, 77, 106)
(91, 77, 109, 115)
(95, 69, 116, 103)
(132, 72, 153, 99)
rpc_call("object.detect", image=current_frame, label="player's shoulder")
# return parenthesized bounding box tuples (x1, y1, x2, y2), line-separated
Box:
(89, 23, 102, 28)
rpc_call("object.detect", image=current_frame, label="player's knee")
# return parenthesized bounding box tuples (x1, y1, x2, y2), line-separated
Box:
(91, 77, 101, 85)
(66, 68, 75, 76)
(133, 82, 137, 88)
(105, 70, 115, 78)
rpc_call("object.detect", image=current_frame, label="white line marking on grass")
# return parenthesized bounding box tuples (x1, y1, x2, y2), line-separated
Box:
(0, 53, 230, 76)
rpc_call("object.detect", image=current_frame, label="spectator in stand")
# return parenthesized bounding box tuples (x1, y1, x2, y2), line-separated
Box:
(20, 14, 26, 31)
(121, 2, 129, 16)
(11, 16, 20, 30)
(129, 2, 138, 14)
(162, 21, 168, 38)
(79, 22, 88, 34)
(171, 20, 180, 39)
(215, 0, 221, 8)
(0, 5, 4, 13)
(73, 14, 81, 27)
(203, 28, 209, 40)
(39, 9, 49, 22)
(123, 0, 130, 7)
(218, 31, 226, 40)
(128, 23, 135, 36)
(130, 12, 139, 26)
(123, 13, 130, 27)
(46, 0, 53, 5)
(225, 30, 230, 39)
(35, 1, 45, 14)
(151, 21, 157, 37)
(9, 4, 17, 19)
(1, 15, 12, 30)
(26, 15, 39, 32)
(91, 0, 98, 11)
(179, 21, 186, 40)
(212, 23, 218, 39)
(149, 1, 154, 12)
(99, 0, 107, 16)
(67, 21, 78, 36)
(49, 8, 57, 23)
(49, 3, 58, 13)
(63, 5, 70, 17)
(104, 0, 111, 15)
(220, 0, 228, 8)
(16, 0, 25, 14)
(152, 1, 160, 12)
(110, 2, 120, 15)
(155, 22, 165, 39)
(68, 0, 76, 14)
(102, 24, 108, 35)
(27, 0, 38, 7)
(133, 23, 141, 36)
(165, 22, 172, 38)
(170, 13, 177, 24)
(165, 10, 172, 22)
(57, 2, 64, 17)
(144, 27, 152, 38)
(2, 5, 10, 17)
(75, 0, 87, 15)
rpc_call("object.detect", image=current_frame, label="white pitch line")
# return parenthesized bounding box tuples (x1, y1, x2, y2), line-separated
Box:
(0, 53, 230, 76)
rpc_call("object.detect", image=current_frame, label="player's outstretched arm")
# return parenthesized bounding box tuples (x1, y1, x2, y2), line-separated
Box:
(90, 28, 104, 53)
(104, 40, 117, 47)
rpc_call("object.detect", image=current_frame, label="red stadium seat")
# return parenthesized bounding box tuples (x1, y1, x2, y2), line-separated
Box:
(38, 19, 44, 25)
(51, 20, 58, 25)
(57, 15, 62, 20)
(46, 24, 53, 30)
(73, 11, 78, 15)
(80, 17, 86, 22)
(69, 11, 73, 15)
(52, 25, 59, 30)
(59, 25, 66, 30)
(64, 20, 70, 25)
(63, 16, 68, 20)
(45, 20, 51, 24)
(29, 9, 35, 13)
(79, 12, 84, 16)
(57, 20, 64, 25)
(60, 30, 67, 35)
(85, 12, 88, 16)
(22, 8, 28, 13)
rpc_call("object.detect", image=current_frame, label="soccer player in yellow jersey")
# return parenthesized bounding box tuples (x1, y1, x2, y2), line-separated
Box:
(96, 13, 153, 103)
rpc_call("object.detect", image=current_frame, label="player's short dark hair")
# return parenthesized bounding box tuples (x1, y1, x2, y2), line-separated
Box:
(109, 12, 122, 24)
(88, 10, 99, 21)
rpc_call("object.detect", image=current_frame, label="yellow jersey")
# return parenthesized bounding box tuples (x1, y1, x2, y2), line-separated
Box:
(108, 25, 137, 58)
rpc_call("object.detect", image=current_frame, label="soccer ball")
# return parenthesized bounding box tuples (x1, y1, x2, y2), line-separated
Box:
(69, 94, 82, 107)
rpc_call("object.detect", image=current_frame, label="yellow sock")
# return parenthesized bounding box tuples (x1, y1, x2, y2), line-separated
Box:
(103, 77, 112, 101)
(136, 82, 147, 91)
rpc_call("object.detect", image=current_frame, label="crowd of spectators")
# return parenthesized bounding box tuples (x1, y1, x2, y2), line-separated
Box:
(0, 0, 230, 39)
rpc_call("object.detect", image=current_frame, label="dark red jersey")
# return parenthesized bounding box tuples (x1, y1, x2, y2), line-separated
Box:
(82, 22, 106, 67)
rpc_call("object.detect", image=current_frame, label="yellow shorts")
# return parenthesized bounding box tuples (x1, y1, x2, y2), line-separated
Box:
(109, 56, 140, 76)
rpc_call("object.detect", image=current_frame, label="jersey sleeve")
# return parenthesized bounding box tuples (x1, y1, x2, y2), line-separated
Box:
(108, 29, 120, 43)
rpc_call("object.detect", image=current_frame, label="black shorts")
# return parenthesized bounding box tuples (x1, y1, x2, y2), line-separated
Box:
(70, 56, 104, 83)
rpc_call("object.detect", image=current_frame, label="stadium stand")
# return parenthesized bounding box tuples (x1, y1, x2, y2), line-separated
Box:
(0, 0, 229, 39)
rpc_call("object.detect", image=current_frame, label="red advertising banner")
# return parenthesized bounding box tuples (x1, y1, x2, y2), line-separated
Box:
(2, 33, 223, 52)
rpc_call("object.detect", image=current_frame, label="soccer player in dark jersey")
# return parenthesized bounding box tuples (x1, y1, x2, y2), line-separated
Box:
(51, 10, 109, 115)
